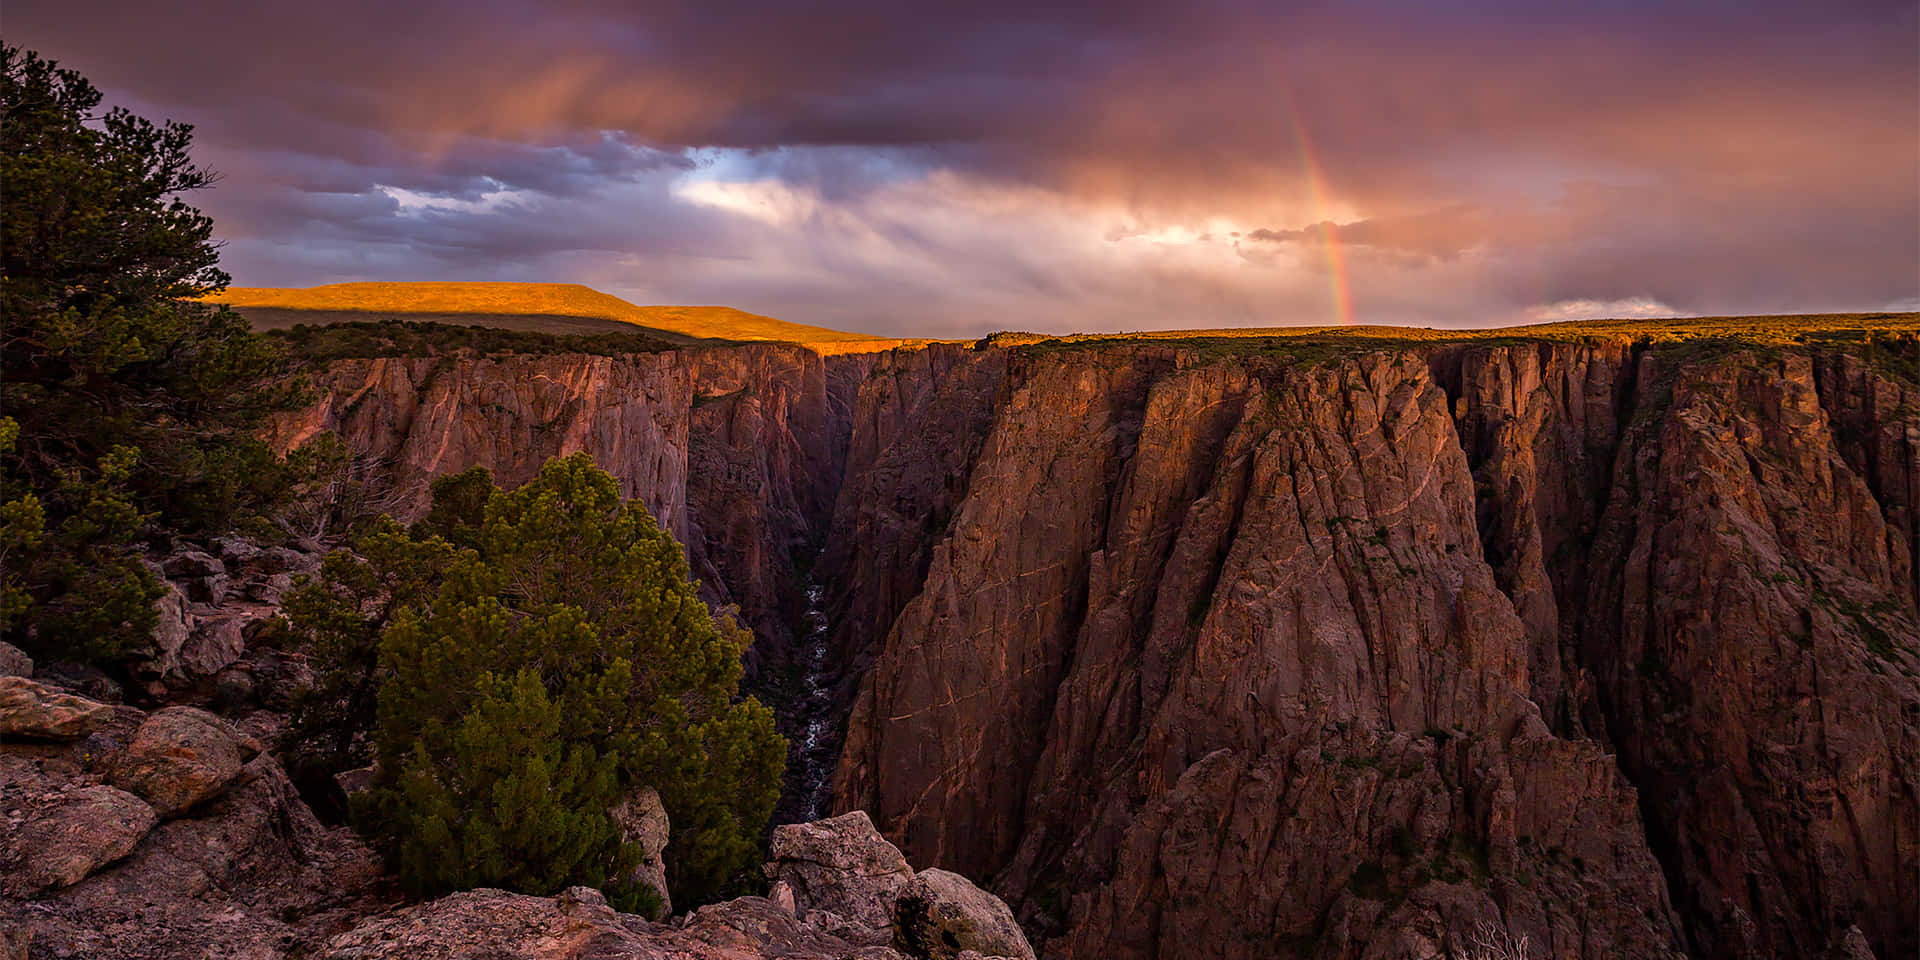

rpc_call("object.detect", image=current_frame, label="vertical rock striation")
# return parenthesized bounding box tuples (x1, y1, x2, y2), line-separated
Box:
(1571, 349, 1919, 958)
(284, 333, 1918, 960)
(833, 339, 1918, 960)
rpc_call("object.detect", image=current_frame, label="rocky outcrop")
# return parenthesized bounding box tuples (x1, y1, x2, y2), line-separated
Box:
(766, 809, 916, 934)
(1, 691, 384, 960)
(317, 886, 647, 960)
(135, 535, 322, 701)
(0, 675, 112, 738)
(2, 784, 155, 895)
(894, 868, 1037, 960)
(0, 642, 32, 678)
(312, 815, 1025, 960)
(315, 885, 903, 960)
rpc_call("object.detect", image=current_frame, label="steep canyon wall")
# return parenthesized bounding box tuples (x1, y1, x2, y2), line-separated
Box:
(287, 335, 1920, 960)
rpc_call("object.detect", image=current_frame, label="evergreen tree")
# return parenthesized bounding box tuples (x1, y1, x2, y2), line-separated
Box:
(289, 454, 786, 908)
(1, 44, 311, 661)
(279, 514, 461, 805)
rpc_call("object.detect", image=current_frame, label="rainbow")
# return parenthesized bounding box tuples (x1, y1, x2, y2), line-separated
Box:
(1278, 90, 1355, 327)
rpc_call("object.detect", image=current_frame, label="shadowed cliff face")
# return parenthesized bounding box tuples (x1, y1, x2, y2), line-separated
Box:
(286, 335, 1919, 960)
(829, 339, 1918, 960)
(272, 343, 871, 803)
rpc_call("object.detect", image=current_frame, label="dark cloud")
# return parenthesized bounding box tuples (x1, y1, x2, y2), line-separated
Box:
(6, 0, 1916, 334)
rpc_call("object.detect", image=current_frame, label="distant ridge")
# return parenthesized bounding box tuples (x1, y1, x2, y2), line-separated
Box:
(209, 281, 896, 350)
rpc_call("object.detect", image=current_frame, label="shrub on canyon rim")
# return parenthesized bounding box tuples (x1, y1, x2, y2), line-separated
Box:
(290, 454, 786, 908)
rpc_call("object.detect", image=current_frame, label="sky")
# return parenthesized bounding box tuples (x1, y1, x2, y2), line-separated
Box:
(9, 1, 1919, 337)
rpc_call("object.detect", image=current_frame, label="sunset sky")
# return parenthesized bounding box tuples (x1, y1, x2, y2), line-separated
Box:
(10, 1, 1918, 336)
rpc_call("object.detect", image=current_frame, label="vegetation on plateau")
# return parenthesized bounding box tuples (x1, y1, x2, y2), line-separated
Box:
(272, 317, 677, 362)
(1003, 313, 1920, 386)
(212, 280, 888, 346)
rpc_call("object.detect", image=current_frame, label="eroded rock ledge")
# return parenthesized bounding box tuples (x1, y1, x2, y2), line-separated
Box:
(2, 680, 1033, 960)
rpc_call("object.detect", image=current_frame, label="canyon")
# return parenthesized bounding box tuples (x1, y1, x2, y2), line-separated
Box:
(272, 327, 1920, 960)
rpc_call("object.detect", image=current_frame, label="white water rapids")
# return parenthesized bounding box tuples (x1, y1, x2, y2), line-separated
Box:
(794, 580, 836, 820)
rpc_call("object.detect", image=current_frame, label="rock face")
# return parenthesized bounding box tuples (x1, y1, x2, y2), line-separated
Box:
(272, 352, 695, 534)
(266, 334, 1918, 959)
(278, 347, 869, 689)
(826, 339, 1918, 960)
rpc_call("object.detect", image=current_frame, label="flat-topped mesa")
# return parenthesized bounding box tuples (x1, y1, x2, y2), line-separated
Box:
(211, 280, 911, 348)
(266, 316, 1916, 960)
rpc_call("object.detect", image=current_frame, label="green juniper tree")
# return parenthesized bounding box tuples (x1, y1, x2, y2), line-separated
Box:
(286, 454, 786, 910)
(1, 44, 312, 662)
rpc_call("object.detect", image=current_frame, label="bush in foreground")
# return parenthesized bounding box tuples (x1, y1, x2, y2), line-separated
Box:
(287, 454, 785, 909)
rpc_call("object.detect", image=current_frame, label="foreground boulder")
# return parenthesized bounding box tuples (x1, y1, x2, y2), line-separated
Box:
(319, 886, 909, 960)
(0, 676, 112, 739)
(319, 886, 641, 959)
(308, 809, 1028, 960)
(892, 868, 1036, 960)
(1, 784, 155, 896)
(765, 809, 915, 934)
(106, 706, 247, 816)
(3, 721, 385, 960)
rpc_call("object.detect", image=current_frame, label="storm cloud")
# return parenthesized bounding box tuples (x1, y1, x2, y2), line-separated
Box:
(9, 0, 1916, 334)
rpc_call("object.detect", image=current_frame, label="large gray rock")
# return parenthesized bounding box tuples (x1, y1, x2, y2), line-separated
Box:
(0, 676, 111, 739)
(765, 810, 915, 935)
(2, 784, 155, 896)
(179, 612, 250, 677)
(0, 641, 32, 678)
(891, 868, 1035, 960)
(107, 706, 246, 816)
(214, 536, 264, 567)
(610, 784, 672, 917)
